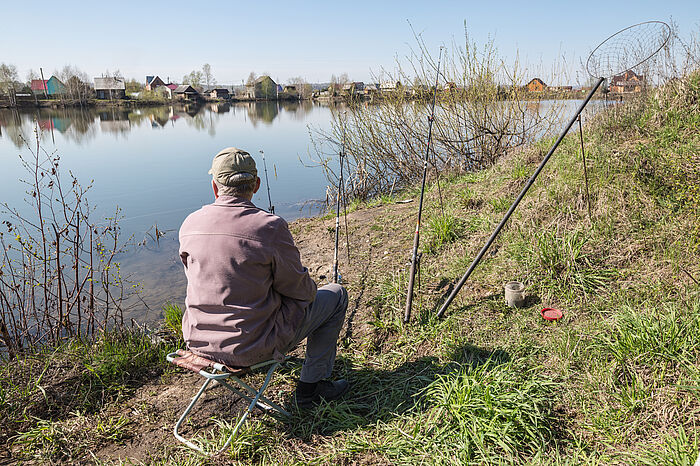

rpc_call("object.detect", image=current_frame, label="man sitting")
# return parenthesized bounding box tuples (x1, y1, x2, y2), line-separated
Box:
(178, 147, 349, 407)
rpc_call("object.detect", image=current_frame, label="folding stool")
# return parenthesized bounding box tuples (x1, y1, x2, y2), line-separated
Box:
(167, 349, 290, 454)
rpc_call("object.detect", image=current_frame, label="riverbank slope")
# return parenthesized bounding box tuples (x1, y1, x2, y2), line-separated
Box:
(1, 71, 699, 464)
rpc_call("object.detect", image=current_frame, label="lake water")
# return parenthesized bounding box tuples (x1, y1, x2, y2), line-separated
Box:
(0, 99, 603, 323)
(0, 102, 337, 321)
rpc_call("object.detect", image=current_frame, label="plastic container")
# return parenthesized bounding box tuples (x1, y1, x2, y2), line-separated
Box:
(504, 281, 525, 308)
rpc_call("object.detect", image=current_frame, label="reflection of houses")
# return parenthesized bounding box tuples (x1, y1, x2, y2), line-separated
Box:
(526, 78, 547, 92)
(245, 76, 277, 100)
(94, 77, 126, 99)
(174, 85, 200, 101)
(209, 88, 230, 99)
(30, 76, 66, 96)
(98, 111, 131, 133)
(145, 75, 166, 91)
(610, 70, 644, 93)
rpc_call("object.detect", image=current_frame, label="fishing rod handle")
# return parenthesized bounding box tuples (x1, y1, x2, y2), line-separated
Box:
(436, 77, 605, 319)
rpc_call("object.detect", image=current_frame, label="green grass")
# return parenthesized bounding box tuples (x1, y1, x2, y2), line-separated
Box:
(424, 212, 463, 254)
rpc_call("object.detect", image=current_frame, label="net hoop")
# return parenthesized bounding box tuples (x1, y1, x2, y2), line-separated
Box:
(586, 21, 671, 78)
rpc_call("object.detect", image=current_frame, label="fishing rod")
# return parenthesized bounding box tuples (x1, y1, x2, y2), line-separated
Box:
(333, 111, 347, 284)
(436, 21, 671, 319)
(404, 46, 444, 323)
(259, 150, 274, 214)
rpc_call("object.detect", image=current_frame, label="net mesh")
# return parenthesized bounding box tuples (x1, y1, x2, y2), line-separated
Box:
(586, 21, 671, 78)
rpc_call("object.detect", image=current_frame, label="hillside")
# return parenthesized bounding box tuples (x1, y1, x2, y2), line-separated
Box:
(1, 71, 699, 464)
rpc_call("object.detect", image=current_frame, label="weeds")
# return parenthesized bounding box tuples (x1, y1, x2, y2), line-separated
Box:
(424, 213, 463, 254)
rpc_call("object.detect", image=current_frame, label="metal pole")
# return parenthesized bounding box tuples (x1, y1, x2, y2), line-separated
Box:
(436, 76, 605, 319)
(259, 150, 274, 214)
(404, 46, 444, 323)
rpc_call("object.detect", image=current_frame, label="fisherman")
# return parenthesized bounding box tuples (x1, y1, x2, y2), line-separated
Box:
(178, 147, 350, 408)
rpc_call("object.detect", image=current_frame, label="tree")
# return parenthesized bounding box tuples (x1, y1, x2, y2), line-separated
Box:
(183, 70, 203, 88)
(246, 71, 257, 85)
(202, 63, 216, 89)
(57, 65, 92, 103)
(288, 76, 313, 99)
(125, 79, 142, 94)
(0, 63, 19, 105)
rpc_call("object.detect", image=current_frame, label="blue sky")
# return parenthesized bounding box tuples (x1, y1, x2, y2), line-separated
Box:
(3, 0, 698, 85)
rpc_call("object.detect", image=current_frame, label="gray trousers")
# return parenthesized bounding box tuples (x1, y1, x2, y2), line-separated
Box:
(285, 283, 348, 383)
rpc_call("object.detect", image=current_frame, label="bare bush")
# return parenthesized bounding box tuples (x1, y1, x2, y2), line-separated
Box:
(311, 28, 566, 201)
(0, 126, 133, 358)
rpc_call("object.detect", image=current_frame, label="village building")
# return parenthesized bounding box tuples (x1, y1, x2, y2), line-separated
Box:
(380, 80, 402, 93)
(30, 76, 66, 96)
(342, 82, 364, 95)
(444, 82, 457, 92)
(610, 70, 644, 93)
(145, 75, 166, 91)
(209, 88, 230, 99)
(364, 83, 379, 95)
(94, 77, 126, 99)
(526, 78, 547, 92)
(245, 76, 278, 100)
(173, 85, 200, 101)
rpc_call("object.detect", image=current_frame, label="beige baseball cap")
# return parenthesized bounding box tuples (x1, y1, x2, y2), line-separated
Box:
(208, 147, 258, 186)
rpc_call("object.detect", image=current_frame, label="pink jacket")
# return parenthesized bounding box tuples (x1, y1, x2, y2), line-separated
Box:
(179, 196, 317, 367)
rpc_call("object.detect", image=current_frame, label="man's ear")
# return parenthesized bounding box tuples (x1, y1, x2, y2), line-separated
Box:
(253, 177, 261, 194)
(212, 179, 219, 199)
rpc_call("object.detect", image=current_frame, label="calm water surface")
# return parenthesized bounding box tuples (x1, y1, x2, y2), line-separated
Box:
(0, 102, 335, 321)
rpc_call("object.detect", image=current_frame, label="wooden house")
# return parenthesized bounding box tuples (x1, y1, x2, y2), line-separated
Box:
(94, 77, 126, 99)
(245, 76, 277, 100)
(380, 80, 402, 93)
(526, 78, 547, 92)
(173, 85, 200, 101)
(209, 88, 230, 99)
(364, 83, 379, 95)
(610, 70, 644, 93)
(30, 80, 48, 96)
(145, 75, 166, 91)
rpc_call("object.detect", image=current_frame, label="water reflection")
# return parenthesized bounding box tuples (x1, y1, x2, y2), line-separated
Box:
(0, 101, 318, 149)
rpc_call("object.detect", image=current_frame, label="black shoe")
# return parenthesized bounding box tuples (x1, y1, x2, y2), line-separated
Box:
(295, 379, 350, 408)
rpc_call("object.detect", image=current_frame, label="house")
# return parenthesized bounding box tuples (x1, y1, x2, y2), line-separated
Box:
(145, 75, 166, 91)
(283, 85, 297, 94)
(30, 80, 48, 96)
(526, 78, 547, 92)
(380, 80, 401, 93)
(342, 82, 364, 95)
(364, 83, 379, 95)
(245, 76, 277, 100)
(610, 70, 644, 93)
(46, 76, 66, 96)
(173, 85, 200, 101)
(94, 77, 126, 99)
(209, 88, 230, 99)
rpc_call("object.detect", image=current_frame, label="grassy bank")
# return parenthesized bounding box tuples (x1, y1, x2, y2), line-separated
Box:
(1, 72, 698, 464)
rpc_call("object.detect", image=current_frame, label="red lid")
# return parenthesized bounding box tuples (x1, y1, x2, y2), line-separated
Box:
(541, 308, 563, 321)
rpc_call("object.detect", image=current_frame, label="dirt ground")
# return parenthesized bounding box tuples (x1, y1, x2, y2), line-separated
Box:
(90, 195, 424, 462)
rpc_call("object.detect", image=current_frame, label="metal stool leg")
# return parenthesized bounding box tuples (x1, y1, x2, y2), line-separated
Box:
(216, 361, 282, 454)
(173, 378, 214, 452)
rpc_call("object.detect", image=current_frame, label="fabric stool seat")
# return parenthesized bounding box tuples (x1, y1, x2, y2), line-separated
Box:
(166, 349, 289, 454)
